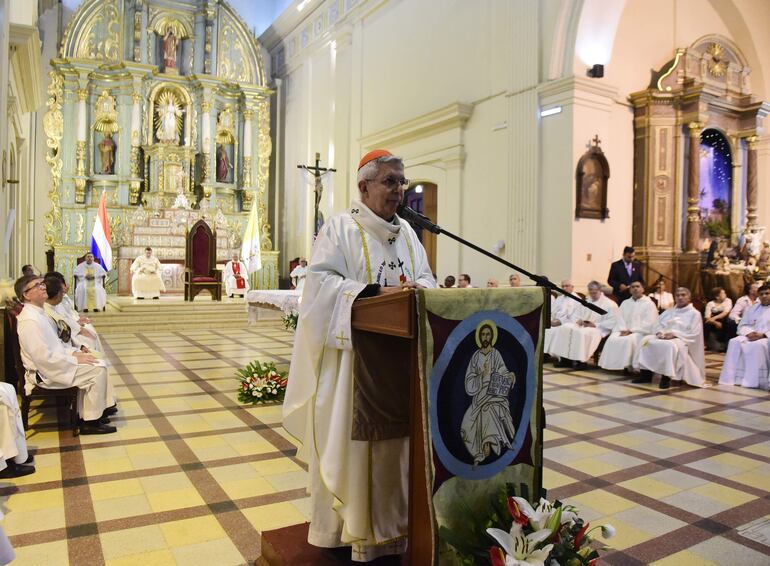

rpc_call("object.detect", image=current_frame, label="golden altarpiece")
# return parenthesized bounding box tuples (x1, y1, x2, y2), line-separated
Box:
(630, 35, 769, 294)
(43, 0, 278, 294)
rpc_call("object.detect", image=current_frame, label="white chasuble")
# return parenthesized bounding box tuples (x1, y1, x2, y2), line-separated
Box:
(73, 262, 107, 311)
(637, 304, 706, 386)
(283, 200, 435, 559)
(130, 255, 165, 298)
(599, 295, 658, 371)
(547, 293, 618, 362)
(719, 303, 770, 390)
(543, 294, 578, 354)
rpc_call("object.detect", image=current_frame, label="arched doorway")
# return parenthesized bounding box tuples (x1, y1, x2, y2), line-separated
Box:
(404, 182, 437, 273)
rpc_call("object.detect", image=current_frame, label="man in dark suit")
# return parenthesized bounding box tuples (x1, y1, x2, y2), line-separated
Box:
(608, 246, 644, 302)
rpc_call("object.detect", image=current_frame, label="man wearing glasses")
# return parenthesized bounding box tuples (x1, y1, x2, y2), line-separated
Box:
(14, 275, 116, 434)
(283, 149, 435, 561)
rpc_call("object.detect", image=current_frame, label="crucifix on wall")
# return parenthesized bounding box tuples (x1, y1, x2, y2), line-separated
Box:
(297, 153, 336, 237)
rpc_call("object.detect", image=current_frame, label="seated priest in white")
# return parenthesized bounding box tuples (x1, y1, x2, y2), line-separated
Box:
(0, 382, 34, 478)
(290, 258, 308, 292)
(44, 274, 104, 354)
(719, 283, 770, 391)
(599, 281, 658, 373)
(544, 279, 577, 355)
(46, 271, 104, 353)
(224, 252, 250, 298)
(130, 247, 165, 299)
(73, 253, 107, 312)
(726, 282, 760, 340)
(547, 280, 618, 368)
(15, 275, 117, 434)
(283, 149, 436, 561)
(635, 287, 706, 389)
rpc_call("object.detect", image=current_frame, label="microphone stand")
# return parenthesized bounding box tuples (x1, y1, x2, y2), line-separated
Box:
(397, 205, 607, 315)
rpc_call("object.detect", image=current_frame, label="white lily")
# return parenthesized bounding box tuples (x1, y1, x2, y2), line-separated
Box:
(511, 497, 576, 531)
(487, 524, 554, 566)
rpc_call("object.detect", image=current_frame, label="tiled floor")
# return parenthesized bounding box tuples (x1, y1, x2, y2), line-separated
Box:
(2, 329, 768, 565)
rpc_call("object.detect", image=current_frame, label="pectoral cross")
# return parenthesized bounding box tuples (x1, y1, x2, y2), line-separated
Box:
(297, 153, 336, 238)
(336, 332, 349, 346)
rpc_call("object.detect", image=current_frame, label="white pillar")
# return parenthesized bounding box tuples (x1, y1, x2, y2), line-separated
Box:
(77, 89, 87, 141)
(131, 91, 141, 146)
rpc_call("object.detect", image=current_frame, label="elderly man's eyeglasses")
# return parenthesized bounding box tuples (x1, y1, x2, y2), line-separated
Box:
(24, 281, 46, 294)
(366, 176, 410, 190)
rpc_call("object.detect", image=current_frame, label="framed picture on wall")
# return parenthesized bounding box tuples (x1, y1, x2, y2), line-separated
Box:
(575, 137, 610, 220)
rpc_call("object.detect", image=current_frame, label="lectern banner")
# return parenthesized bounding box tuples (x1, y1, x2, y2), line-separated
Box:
(415, 287, 546, 562)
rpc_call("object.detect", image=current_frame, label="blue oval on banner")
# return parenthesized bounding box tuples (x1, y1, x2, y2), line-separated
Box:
(429, 310, 536, 480)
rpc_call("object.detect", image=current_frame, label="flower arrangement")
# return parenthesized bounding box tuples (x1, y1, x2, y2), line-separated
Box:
(282, 310, 298, 331)
(441, 488, 614, 566)
(236, 360, 288, 405)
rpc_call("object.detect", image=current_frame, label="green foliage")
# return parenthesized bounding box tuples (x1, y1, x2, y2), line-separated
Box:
(282, 311, 298, 331)
(703, 218, 731, 238)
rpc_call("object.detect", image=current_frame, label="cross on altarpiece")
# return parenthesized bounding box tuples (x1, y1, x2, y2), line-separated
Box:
(297, 152, 336, 237)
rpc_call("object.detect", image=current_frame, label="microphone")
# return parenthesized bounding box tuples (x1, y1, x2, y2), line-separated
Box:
(397, 204, 441, 234)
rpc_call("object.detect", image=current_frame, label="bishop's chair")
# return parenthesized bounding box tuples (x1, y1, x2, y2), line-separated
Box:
(184, 219, 222, 301)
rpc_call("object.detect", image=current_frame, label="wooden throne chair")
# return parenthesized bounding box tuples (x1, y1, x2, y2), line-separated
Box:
(184, 220, 222, 301)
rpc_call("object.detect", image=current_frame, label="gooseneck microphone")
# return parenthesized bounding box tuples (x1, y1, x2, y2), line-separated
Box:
(396, 204, 441, 234)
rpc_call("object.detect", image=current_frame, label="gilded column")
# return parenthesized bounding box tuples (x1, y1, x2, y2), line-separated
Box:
(129, 91, 142, 204)
(201, 100, 211, 189)
(746, 135, 758, 228)
(243, 108, 253, 186)
(685, 122, 702, 252)
(75, 88, 88, 203)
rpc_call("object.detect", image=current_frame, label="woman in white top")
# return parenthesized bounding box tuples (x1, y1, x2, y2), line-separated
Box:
(649, 279, 674, 312)
(704, 286, 733, 352)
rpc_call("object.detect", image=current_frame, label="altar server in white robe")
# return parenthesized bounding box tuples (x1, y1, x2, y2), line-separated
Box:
(283, 150, 435, 561)
(224, 252, 250, 297)
(599, 281, 658, 372)
(0, 382, 34, 479)
(719, 283, 770, 390)
(130, 247, 165, 299)
(635, 287, 706, 389)
(290, 258, 308, 292)
(15, 275, 116, 434)
(73, 253, 107, 312)
(544, 280, 578, 354)
(548, 281, 618, 367)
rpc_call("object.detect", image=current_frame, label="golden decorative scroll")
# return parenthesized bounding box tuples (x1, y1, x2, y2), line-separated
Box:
(93, 90, 120, 134)
(216, 107, 236, 144)
(43, 71, 64, 247)
(76, 213, 85, 243)
(257, 99, 273, 250)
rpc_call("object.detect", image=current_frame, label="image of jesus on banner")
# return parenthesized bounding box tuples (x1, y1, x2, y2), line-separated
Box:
(460, 320, 517, 465)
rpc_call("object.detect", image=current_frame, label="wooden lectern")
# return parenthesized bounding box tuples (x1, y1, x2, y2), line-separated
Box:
(351, 289, 432, 565)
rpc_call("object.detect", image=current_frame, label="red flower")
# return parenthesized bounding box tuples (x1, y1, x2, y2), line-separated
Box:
(508, 496, 529, 526)
(574, 522, 590, 548)
(588, 560, 597, 566)
(489, 547, 506, 566)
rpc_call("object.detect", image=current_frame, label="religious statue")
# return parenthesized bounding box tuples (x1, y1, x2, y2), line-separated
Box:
(216, 144, 232, 182)
(163, 26, 178, 70)
(155, 91, 183, 144)
(98, 133, 116, 174)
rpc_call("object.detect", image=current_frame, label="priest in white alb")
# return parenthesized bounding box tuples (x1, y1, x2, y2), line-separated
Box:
(283, 149, 435, 561)
(719, 283, 770, 391)
(130, 247, 165, 299)
(224, 252, 250, 298)
(599, 281, 658, 372)
(547, 281, 618, 368)
(543, 279, 578, 355)
(635, 287, 706, 389)
(45, 272, 104, 353)
(290, 258, 308, 292)
(73, 253, 107, 312)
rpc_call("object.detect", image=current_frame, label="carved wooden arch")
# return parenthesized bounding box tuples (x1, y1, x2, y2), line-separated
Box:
(575, 142, 610, 220)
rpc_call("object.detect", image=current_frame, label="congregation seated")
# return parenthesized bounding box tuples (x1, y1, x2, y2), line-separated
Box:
(634, 287, 706, 389)
(21, 264, 35, 277)
(509, 273, 520, 287)
(719, 283, 770, 391)
(130, 246, 165, 299)
(224, 252, 250, 298)
(649, 279, 674, 312)
(598, 281, 658, 374)
(486, 277, 498, 288)
(441, 275, 455, 288)
(457, 273, 472, 288)
(726, 282, 759, 340)
(14, 275, 118, 435)
(44, 273, 104, 353)
(0, 383, 35, 478)
(543, 279, 577, 354)
(547, 280, 618, 368)
(73, 252, 107, 312)
(703, 286, 732, 352)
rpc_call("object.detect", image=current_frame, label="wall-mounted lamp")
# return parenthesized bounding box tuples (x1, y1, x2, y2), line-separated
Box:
(414, 184, 423, 194)
(539, 106, 562, 118)
(586, 64, 604, 78)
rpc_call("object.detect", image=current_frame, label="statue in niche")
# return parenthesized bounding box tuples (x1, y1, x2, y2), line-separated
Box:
(163, 26, 178, 70)
(155, 91, 183, 144)
(99, 133, 117, 174)
(216, 144, 233, 182)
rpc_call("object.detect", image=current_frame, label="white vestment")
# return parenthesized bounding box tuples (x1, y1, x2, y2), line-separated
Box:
(729, 295, 758, 323)
(0, 383, 28, 467)
(649, 291, 674, 311)
(290, 264, 307, 292)
(543, 294, 578, 353)
(45, 302, 104, 354)
(547, 293, 618, 362)
(73, 261, 107, 311)
(17, 304, 113, 421)
(637, 304, 706, 386)
(599, 295, 658, 371)
(224, 260, 250, 296)
(283, 200, 435, 560)
(719, 303, 770, 390)
(130, 255, 165, 298)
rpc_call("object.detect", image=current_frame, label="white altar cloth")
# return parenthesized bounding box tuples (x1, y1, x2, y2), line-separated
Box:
(246, 290, 301, 324)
